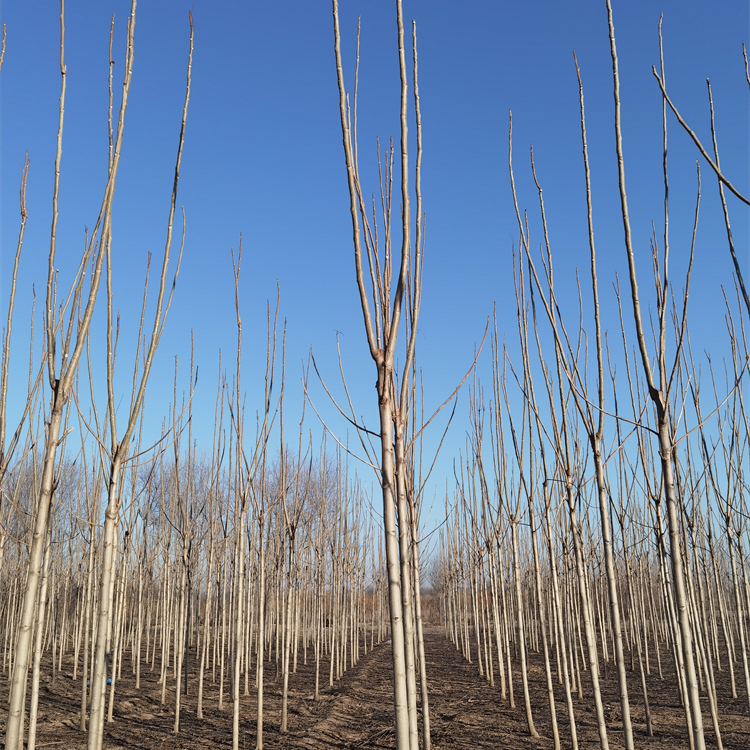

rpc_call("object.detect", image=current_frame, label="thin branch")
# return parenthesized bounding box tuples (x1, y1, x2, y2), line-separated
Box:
(406, 321, 488, 453)
(652, 67, 750, 206)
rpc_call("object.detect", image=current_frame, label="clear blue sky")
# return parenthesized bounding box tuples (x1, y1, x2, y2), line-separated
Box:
(1, 1, 748, 533)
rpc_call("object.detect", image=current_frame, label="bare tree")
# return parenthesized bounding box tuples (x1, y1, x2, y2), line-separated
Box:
(331, 2, 425, 747)
(5, 2, 143, 746)
(606, 2, 706, 748)
(86, 9, 192, 748)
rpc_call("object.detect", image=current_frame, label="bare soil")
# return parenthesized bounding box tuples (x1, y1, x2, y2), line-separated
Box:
(4, 630, 749, 749)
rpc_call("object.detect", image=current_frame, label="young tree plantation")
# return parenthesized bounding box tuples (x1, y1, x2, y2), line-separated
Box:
(0, 1, 748, 749)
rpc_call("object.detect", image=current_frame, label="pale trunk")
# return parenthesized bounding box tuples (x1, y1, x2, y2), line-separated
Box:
(5, 400, 64, 750)
(87, 458, 123, 750)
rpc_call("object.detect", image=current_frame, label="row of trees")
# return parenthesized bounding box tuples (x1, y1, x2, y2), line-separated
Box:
(439, 288, 748, 750)
(0, 4, 415, 750)
(0, 11, 432, 750)
(0, 426, 396, 749)
(434, 4, 749, 749)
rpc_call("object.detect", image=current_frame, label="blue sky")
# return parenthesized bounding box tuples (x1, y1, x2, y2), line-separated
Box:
(1, 1, 748, 534)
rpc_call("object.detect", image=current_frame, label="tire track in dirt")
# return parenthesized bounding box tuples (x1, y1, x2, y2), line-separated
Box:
(423, 632, 546, 750)
(298, 639, 397, 749)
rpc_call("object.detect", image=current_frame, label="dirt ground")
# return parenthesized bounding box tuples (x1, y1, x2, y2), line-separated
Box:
(4, 630, 750, 749)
